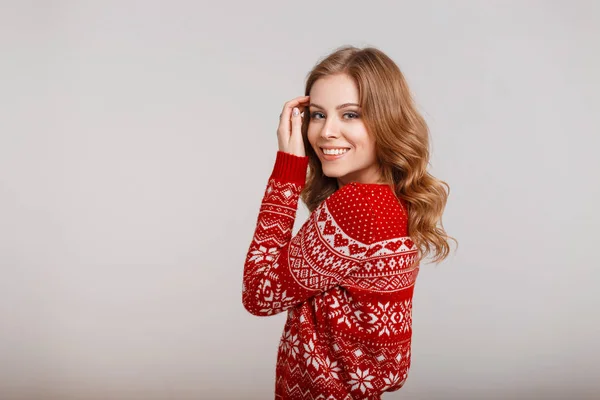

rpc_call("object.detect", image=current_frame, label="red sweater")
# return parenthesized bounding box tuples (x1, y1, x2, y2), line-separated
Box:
(243, 151, 420, 399)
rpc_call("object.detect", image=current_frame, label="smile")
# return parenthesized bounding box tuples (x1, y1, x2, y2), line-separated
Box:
(320, 147, 351, 161)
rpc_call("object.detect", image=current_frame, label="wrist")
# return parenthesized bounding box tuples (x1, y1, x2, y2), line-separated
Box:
(270, 151, 309, 184)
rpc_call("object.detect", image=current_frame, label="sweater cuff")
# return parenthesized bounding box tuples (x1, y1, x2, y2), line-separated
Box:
(270, 151, 309, 184)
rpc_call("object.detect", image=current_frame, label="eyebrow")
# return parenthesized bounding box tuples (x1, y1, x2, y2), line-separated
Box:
(308, 102, 361, 110)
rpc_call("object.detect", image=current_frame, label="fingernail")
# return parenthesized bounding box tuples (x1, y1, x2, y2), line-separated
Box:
(293, 107, 299, 116)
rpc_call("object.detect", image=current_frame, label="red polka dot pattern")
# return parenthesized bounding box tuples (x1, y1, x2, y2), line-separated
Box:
(327, 182, 409, 244)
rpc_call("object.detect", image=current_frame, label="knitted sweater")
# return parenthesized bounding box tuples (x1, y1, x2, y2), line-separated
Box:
(242, 151, 420, 399)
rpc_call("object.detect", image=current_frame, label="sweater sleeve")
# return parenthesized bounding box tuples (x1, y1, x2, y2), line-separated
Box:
(242, 151, 376, 316)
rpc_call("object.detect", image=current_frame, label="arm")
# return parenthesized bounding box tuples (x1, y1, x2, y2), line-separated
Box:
(242, 150, 311, 316)
(242, 151, 376, 316)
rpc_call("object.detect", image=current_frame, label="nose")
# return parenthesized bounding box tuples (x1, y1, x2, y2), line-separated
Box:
(320, 118, 339, 139)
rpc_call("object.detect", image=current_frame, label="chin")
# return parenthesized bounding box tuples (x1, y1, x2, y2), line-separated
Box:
(321, 166, 343, 178)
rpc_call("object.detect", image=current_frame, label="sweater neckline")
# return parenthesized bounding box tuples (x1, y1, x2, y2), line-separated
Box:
(349, 181, 393, 187)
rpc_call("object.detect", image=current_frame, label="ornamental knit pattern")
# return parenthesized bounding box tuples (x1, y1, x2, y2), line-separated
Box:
(242, 151, 420, 400)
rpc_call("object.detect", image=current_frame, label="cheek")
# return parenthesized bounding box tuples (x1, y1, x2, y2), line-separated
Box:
(365, 136, 377, 151)
(307, 126, 318, 144)
(364, 137, 377, 156)
(345, 127, 370, 149)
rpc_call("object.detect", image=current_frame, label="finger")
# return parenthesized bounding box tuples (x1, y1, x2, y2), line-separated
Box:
(278, 96, 309, 135)
(280, 96, 310, 121)
(291, 106, 303, 139)
(279, 106, 307, 120)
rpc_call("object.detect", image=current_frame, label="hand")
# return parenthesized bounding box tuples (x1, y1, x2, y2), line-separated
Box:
(277, 95, 310, 157)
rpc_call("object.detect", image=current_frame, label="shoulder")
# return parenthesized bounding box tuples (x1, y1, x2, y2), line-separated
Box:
(326, 182, 374, 213)
(316, 183, 377, 245)
(309, 182, 409, 259)
(323, 182, 409, 241)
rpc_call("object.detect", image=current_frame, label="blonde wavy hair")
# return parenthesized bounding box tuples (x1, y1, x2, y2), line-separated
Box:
(299, 45, 456, 264)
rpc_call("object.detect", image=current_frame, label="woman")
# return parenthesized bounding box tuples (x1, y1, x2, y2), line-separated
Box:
(242, 45, 454, 399)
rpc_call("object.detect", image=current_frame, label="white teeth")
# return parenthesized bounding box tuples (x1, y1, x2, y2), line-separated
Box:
(322, 148, 349, 155)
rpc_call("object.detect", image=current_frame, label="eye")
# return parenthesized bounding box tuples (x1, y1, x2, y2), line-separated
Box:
(310, 111, 360, 120)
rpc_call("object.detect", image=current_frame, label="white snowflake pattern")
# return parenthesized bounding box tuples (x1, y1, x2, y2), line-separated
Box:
(323, 356, 341, 380)
(348, 367, 374, 394)
(281, 330, 300, 359)
(303, 339, 320, 370)
(382, 371, 401, 389)
(249, 245, 278, 263)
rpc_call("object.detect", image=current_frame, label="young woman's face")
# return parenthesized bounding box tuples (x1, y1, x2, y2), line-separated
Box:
(307, 74, 382, 188)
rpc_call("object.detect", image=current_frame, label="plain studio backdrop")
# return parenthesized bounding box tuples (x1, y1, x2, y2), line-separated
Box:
(1, 1, 599, 399)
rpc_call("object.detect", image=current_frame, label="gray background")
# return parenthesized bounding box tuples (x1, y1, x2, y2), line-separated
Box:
(1, 1, 599, 399)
